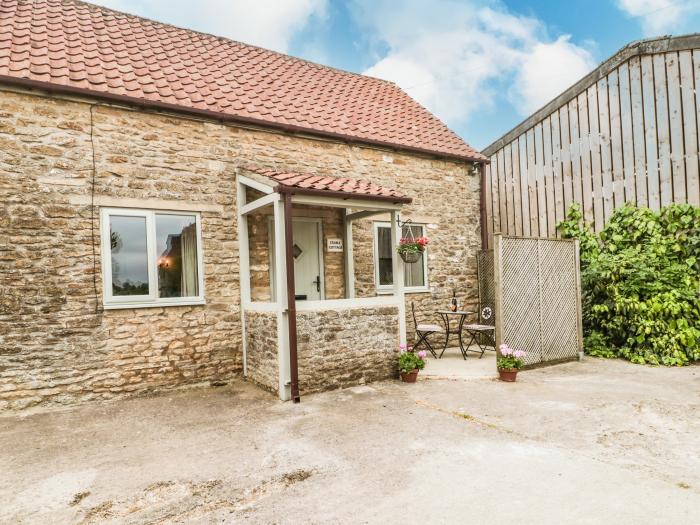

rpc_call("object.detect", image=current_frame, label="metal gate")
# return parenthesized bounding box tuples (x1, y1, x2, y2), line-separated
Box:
(491, 235, 583, 368)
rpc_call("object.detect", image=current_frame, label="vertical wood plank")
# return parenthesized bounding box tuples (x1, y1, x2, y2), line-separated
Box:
(654, 53, 673, 206)
(503, 143, 515, 234)
(619, 62, 637, 204)
(542, 116, 556, 237)
(526, 128, 538, 235)
(519, 134, 531, 236)
(597, 77, 614, 222)
(691, 50, 700, 205)
(629, 56, 648, 207)
(578, 91, 594, 224)
(534, 122, 547, 236)
(510, 139, 523, 236)
(608, 69, 625, 208)
(568, 97, 583, 206)
(550, 110, 565, 227)
(680, 50, 699, 206)
(666, 52, 686, 203)
(588, 85, 604, 230)
(560, 105, 574, 213)
(497, 149, 508, 233)
(641, 55, 660, 210)
(484, 161, 494, 246)
(490, 154, 501, 233)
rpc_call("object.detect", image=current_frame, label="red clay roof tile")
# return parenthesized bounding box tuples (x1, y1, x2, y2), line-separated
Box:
(245, 166, 411, 203)
(0, 0, 485, 162)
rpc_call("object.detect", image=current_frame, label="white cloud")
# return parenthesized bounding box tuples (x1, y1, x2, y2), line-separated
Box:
(90, 0, 327, 53)
(616, 0, 700, 35)
(354, 0, 596, 125)
(511, 36, 596, 114)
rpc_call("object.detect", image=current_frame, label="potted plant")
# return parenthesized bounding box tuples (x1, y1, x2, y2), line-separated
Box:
(397, 235, 429, 263)
(398, 344, 427, 382)
(497, 344, 526, 382)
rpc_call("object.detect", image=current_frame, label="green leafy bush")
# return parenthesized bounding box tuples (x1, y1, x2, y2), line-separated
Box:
(558, 203, 700, 366)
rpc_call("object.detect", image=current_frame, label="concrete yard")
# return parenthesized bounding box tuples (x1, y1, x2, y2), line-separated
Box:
(1, 357, 699, 524)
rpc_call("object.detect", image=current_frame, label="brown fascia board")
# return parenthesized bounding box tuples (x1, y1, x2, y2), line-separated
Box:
(0, 74, 486, 165)
(482, 33, 700, 157)
(274, 183, 413, 205)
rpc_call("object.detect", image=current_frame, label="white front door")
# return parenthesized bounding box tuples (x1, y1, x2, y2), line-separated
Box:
(291, 220, 322, 300)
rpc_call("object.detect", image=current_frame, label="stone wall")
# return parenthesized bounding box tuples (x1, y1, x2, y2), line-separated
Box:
(0, 87, 481, 410)
(296, 305, 400, 394)
(244, 310, 278, 393)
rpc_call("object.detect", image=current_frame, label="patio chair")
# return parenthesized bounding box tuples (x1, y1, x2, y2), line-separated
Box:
(411, 302, 442, 359)
(461, 305, 496, 358)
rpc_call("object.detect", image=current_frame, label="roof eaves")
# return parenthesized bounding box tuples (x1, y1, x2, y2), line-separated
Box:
(0, 74, 485, 164)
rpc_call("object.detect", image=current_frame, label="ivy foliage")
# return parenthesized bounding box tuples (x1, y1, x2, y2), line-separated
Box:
(557, 203, 700, 366)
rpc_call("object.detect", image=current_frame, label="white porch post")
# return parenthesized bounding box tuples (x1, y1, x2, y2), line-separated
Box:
(390, 210, 407, 345)
(343, 209, 355, 299)
(236, 180, 250, 377)
(273, 197, 292, 401)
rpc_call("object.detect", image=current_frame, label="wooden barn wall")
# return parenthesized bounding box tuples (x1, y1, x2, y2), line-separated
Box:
(483, 49, 700, 248)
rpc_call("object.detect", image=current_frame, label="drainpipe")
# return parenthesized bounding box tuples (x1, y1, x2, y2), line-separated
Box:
(282, 192, 301, 403)
(479, 162, 488, 250)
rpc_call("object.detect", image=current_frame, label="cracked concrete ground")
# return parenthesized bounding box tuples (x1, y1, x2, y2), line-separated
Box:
(1, 357, 699, 524)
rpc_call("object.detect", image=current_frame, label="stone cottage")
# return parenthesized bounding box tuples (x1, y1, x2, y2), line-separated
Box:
(0, 0, 486, 409)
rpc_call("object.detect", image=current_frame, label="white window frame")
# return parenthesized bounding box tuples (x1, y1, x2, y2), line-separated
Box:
(373, 221, 429, 294)
(100, 207, 205, 309)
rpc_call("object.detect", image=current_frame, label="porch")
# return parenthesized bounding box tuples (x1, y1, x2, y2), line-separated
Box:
(237, 167, 412, 401)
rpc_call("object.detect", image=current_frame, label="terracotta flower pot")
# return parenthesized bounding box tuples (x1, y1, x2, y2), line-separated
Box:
(400, 369, 419, 383)
(498, 368, 518, 382)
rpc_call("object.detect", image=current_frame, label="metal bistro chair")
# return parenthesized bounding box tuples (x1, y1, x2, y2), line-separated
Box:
(411, 302, 442, 359)
(461, 305, 496, 358)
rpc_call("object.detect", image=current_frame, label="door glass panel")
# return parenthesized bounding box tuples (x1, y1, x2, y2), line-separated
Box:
(155, 214, 199, 298)
(109, 215, 149, 296)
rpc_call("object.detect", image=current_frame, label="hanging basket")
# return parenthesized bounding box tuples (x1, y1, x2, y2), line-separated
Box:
(399, 251, 421, 264)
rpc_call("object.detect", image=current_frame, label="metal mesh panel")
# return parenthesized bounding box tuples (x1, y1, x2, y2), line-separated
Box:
(477, 250, 495, 322)
(496, 236, 581, 367)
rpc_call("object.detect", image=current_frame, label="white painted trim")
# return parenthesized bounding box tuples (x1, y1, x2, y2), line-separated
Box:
(239, 192, 280, 215)
(273, 198, 291, 401)
(295, 296, 400, 311)
(343, 209, 355, 299)
(373, 221, 429, 293)
(243, 301, 278, 312)
(237, 180, 250, 377)
(390, 211, 407, 345)
(291, 194, 403, 211)
(238, 174, 274, 194)
(100, 208, 205, 309)
(103, 299, 206, 310)
(345, 209, 387, 221)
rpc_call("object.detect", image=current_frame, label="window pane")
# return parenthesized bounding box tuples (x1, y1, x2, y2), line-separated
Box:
(377, 224, 426, 288)
(109, 215, 149, 296)
(156, 214, 199, 298)
(377, 226, 393, 286)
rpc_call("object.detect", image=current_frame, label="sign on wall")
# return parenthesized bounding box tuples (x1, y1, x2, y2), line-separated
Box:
(326, 238, 343, 252)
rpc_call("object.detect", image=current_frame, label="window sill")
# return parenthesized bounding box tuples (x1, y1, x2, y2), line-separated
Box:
(103, 299, 206, 310)
(377, 288, 431, 295)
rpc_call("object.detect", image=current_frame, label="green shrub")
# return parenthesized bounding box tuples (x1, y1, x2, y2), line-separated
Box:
(558, 202, 700, 366)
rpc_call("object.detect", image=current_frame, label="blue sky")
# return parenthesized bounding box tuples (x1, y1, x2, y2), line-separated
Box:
(93, 0, 700, 150)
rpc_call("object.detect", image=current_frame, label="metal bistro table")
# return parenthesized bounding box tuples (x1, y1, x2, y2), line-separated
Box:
(436, 310, 475, 359)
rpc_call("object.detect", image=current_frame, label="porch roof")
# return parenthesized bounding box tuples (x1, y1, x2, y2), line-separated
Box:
(243, 166, 412, 204)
